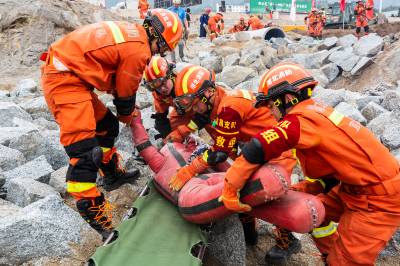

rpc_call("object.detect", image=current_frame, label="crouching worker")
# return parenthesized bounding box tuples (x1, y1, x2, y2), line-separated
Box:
(41, 9, 183, 238)
(165, 65, 296, 246)
(220, 62, 400, 265)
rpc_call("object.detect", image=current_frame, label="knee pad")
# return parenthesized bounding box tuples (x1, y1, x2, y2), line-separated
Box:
(242, 138, 265, 165)
(96, 109, 119, 147)
(65, 138, 103, 183)
(364, 26, 369, 33)
(356, 27, 361, 34)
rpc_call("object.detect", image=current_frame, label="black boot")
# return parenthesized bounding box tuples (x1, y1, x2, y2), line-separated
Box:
(265, 228, 302, 265)
(76, 193, 113, 241)
(239, 214, 258, 246)
(100, 152, 140, 192)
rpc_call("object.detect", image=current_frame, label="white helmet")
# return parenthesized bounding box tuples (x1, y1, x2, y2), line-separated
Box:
(172, 0, 181, 4)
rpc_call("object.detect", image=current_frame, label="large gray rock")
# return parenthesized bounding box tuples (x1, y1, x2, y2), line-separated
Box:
(318, 36, 338, 50)
(328, 48, 353, 65)
(40, 130, 69, 170)
(18, 96, 52, 120)
(6, 178, 60, 207)
(292, 53, 320, 69)
(8, 130, 44, 162)
(353, 34, 383, 57)
(335, 102, 367, 125)
(0, 102, 32, 127)
(3, 155, 54, 185)
(338, 54, 360, 72)
(381, 90, 400, 111)
(0, 145, 25, 171)
(361, 102, 388, 122)
(239, 52, 259, 67)
(308, 69, 329, 87)
(356, 95, 382, 110)
(224, 53, 240, 66)
(313, 88, 346, 107)
(350, 57, 373, 76)
(213, 46, 240, 57)
(217, 66, 257, 88)
(48, 166, 67, 196)
(201, 56, 223, 73)
(33, 117, 59, 130)
(337, 34, 357, 47)
(381, 125, 400, 150)
(0, 195, 101, 265)
(234, 76, 260, 92)
(313, 49, 332, 65)
(208, 215, 246, 266)
(11, 79, 38, 97)
(321, 63, 340, 82)
(0, 199, 21, 219)
(367, 111, 400, 137)
(0, 118, 38, 146)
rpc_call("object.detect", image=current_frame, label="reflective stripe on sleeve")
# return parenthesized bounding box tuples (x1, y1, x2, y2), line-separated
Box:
(104, 21, 126, 44)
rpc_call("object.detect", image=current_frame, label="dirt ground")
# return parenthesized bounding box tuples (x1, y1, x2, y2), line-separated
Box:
(320, 21, 400, 38)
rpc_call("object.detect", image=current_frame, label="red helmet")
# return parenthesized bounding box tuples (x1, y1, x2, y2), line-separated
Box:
(255, 62, 318, 108)
(143, 56, 175, 92)
(311, 8, 318, 12)
(144, 9, 183, 51)
(204, 7, 211, 14)
(173, 65, 215, 114)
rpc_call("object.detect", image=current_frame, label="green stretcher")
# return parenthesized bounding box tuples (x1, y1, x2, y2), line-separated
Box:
(88, 181, 207, 266)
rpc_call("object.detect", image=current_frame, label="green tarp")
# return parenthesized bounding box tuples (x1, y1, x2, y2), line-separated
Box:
(90, 182, 207, 266)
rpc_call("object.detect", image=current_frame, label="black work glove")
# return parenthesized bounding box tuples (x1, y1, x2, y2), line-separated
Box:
(151, 112, 172, 139)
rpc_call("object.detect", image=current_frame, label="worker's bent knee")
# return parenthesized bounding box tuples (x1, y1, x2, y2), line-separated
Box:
(96, 109, 119, 147)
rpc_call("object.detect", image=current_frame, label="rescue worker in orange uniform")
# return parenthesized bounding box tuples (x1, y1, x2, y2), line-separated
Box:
(138, 0, 150, 19)
(143, 57, 206, 140)
(228, 17, 247, 33)
(354, 0, 371, 38)
(246, 15, 265, 31)
(143, 56, 176, 138)
(365, 0, 375, 20)
(41, 9, 183, 239)
(219, 62, 400, 265)
(165, 65, 297, 246)
(207, 12, 224, 41)
(304, 8, 323, 39)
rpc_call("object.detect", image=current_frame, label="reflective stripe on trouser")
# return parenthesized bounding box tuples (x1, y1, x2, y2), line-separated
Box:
(67, 181, 101, 200)
(311, 221, 337, 238)
(314, 186, 400, 265)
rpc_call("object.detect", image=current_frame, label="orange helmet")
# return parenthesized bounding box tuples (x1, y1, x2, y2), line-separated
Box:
(143, 56, 175, 92)
(311, 8, 318, 12)
(255, 62, 318, 108)
(173, 65, 216, 114)
(144, 9, 183, 51)
(240, 16, 245, 21)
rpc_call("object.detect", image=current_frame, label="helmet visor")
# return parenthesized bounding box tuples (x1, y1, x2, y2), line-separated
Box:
(173, 94, 196, 112)
(144, 77, 167, 92)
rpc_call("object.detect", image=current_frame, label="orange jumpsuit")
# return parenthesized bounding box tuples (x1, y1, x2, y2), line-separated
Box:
(227, 99, 400, 265)
(138, 0, 150, 19)
(305, 12, 323, 38)
(365, 0, 374, 20)
(228, 22, 247, 33)
(207, 14, 224, 41)
(355, 3, 369, 27)
(41, 21, 151, 194)
(247, 16, 265, 30)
